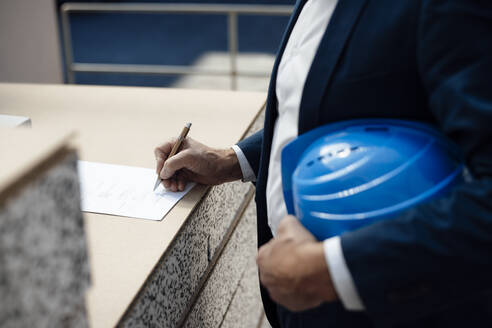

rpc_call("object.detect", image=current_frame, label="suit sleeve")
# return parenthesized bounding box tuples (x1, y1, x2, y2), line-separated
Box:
(340, 0, 492, 325)
(236, 129, 264, 178)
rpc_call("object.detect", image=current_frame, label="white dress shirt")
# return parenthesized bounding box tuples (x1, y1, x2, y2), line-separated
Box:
(232, 0, 365, 311)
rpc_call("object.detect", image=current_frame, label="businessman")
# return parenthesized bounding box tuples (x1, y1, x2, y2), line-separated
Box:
(155, 0, 492, 326)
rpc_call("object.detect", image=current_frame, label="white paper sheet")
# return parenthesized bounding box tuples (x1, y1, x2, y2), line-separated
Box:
(0, 114, 31, 127)
(78, 161, 195, 221)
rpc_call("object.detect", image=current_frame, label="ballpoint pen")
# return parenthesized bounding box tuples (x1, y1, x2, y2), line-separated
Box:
(153, 122, 192, 191)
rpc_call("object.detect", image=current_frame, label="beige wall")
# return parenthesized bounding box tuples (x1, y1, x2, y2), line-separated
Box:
(0, 0, 63, 83)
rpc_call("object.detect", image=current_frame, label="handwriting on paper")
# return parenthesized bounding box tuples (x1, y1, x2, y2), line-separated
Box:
(78, 161, 195, 221)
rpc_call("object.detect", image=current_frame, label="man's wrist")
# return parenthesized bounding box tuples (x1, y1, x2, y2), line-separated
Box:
(218, 147, 243, 182)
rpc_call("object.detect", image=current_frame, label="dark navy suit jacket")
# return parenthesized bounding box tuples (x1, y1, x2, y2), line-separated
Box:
(237, 0, 492, 327)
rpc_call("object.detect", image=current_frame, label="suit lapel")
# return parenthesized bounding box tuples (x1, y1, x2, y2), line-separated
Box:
(298, 0, 368, 134)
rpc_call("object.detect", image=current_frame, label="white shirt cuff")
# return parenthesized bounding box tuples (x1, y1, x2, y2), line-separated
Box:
(323, 236, 365, 311)
(231, 145, 256, 182)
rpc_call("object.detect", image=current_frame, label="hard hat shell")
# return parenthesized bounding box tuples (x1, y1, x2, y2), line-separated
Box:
(281, 119, 464, 240)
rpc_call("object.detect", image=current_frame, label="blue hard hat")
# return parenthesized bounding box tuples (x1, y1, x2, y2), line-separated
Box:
(281, 119, 464, 240)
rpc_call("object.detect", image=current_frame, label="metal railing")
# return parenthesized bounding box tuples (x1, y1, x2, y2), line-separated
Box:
(60, 3, 293, 90)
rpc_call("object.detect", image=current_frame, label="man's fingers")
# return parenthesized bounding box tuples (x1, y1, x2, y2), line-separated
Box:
(155, 157, 165, 175)
(267, 288, 285, 306)
(277, 215, 316, 242)
(155, 143, 172, 174)
(258, 264, 274, 287)
(165, 179, 178, 192)
(162, 178, 172, 189)
(155, 138, 176, 157)
(154, 147, 166, 160)
(175, 171, 187, 192)
(160, 149, 193, 180)
(256, 242, 271, 266)
(162, 172, 187, 192)
(178, 180, 186, 192)
(276, 215, 299, 236)
(154, 138, 181, 172)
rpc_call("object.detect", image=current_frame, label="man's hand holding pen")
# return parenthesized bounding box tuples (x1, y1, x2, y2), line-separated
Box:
(154, 137, 243, 192)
